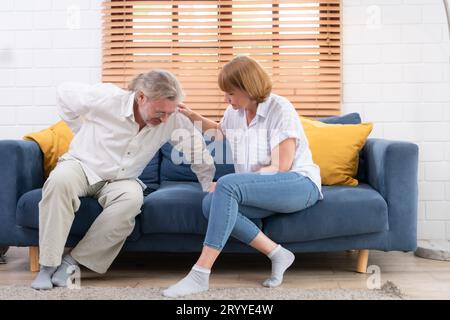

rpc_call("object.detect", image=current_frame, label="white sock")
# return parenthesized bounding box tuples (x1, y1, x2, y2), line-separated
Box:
(263, 245, 295, 288)
(31, 265, 57, 290)
(51, 254, 78, 287)
(162, 265, 210, 298)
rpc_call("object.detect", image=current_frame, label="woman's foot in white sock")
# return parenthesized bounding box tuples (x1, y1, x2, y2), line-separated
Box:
(162, 265, 210, 298)
(263, 245, 295, 288)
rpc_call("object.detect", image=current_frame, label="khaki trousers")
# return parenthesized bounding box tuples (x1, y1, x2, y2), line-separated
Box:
(38, 159, 143, 273)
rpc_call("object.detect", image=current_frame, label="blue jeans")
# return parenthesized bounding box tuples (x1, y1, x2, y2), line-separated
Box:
(202, 172, 320, 250)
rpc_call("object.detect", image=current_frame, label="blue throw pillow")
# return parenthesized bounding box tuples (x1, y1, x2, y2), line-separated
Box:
(160, 138, 235, 183)
(318, 112, 362, 125)
(138, 151, 161, 195)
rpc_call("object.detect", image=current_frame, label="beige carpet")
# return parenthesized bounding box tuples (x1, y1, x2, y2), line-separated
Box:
(0, 281, 403, 300)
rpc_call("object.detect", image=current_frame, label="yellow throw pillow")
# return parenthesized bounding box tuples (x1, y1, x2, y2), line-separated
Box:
(300, 117, 373, 186)
(23, 121, 73, 178)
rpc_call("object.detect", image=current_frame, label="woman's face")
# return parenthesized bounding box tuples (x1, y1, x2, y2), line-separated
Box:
(223, 89, 253, 110)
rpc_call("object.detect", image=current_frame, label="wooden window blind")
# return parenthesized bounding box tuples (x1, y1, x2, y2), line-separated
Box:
(102, 0, 341, 121)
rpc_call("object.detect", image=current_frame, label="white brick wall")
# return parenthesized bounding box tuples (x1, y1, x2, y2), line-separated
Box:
(1, 0, 449, 240)
(343, 0, 450, 241)
(0, 0, 102, 138)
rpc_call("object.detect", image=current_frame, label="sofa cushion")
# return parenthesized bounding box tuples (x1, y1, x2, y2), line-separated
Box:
(301, 118, 373, 186)
(262, 183, 388, 243)
(319, 112, 362, 125)
(23, 120, 73, 179)
(138, 151, 161, 195)
(16, 189, 142, 241)
(317, 112, 366, 183)
(160, 139, 235, 182)
(141, 181, 262, 235)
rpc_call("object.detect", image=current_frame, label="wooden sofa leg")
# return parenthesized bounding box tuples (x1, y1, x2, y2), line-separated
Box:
(356, 249, 369, 273)
(29, 246, 39, 272)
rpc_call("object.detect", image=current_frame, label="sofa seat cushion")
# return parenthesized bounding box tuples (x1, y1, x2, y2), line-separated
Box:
(263, 183, 388, 243)
(16, 189, 141, 241)
(141, 181, 263, 235)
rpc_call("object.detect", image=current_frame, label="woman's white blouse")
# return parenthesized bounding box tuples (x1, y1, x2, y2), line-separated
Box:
(219, 93, 322, 198)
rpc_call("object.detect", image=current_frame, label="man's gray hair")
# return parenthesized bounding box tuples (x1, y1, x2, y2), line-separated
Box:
(128, 69, 185, 102)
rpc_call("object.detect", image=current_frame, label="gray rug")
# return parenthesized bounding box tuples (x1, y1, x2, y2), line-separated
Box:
(0, 282, 403, 300)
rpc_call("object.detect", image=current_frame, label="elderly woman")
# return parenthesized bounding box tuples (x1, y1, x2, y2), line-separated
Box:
(163, 56, 323, 298)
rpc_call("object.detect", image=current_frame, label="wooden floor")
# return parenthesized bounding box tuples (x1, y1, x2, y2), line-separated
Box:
(1, 247, 450, 299)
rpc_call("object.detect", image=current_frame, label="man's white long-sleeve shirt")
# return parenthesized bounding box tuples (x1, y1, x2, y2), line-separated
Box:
(57, 82, 215, 191)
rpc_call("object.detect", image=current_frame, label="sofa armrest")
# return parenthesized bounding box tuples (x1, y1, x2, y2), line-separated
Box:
(362, 138, 419, 250)
(0, 140, 44, 245)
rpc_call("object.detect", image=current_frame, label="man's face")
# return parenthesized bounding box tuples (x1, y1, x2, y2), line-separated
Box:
(137, 92, 178, 126)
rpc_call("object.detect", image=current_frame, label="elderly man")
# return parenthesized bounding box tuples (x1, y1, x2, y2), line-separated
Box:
(31, 70, 215, 290)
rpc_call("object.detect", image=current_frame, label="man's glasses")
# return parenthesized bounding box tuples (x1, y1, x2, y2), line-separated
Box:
(153, 111, 175, 119)
(153, 106, 178, 119)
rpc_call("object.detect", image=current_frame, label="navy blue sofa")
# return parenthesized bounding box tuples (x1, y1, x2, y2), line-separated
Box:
(0, 114, 419, 273)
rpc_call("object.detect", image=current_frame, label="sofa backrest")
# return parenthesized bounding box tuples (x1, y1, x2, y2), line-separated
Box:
(137, 112, 366, 188)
